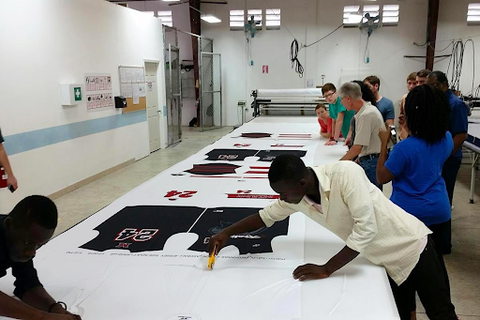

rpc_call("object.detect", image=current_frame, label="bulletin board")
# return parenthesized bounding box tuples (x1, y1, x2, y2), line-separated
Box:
(118, 66, 147, 114)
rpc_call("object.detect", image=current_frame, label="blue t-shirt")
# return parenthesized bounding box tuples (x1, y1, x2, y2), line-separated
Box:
(385, 132, 453, 226)
(446, 90, 469, 160)
(376, 97, 395, 122)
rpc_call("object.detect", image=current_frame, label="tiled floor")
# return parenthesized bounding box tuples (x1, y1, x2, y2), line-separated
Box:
(53, 126, 480, 319)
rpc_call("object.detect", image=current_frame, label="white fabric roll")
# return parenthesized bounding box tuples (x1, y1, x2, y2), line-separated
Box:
(255, 88, 323, 97)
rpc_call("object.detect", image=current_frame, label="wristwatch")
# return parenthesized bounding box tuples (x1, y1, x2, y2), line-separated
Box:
(48, 301, 67, 313)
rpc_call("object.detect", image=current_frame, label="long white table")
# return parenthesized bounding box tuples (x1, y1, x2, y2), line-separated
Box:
(464, 119, 480, 203)
(0, 117, 399, 320)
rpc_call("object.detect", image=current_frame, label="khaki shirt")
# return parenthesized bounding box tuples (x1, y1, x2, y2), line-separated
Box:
(353, 102, 385, 157)
(259, 161, 431, 285)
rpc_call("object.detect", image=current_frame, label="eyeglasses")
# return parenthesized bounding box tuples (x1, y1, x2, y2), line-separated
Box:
(324, 92, 336, 99)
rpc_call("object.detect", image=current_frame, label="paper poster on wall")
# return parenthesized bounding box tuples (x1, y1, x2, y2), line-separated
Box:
(118, 66, 146, 103)
(120, 84, 133, 98)
(138, 84, 146, 97)
(132, 83, 140, 104)
(84, 73, 114, 111)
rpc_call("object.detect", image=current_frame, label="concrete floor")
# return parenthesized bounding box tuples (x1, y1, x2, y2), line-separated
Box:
(53, 126, 480, 320)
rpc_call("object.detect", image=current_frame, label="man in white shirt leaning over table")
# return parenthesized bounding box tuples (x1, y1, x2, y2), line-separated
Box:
(208, 154, 457, 320)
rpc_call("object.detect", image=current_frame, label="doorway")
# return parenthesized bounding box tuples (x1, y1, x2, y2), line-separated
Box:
(145, 62, 161, 153)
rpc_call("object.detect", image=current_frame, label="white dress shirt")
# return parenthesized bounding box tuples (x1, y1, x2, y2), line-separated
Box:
(259, 161, 431, 285)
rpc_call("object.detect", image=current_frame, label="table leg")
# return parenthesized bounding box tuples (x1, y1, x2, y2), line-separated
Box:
(470, 153, 479, 204)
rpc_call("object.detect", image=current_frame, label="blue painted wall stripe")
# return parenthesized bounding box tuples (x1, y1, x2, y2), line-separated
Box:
(4, 111, 147, 156)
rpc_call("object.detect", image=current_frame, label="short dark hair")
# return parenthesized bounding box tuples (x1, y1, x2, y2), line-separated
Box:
(404, 85, 450, 144)
(321, 83, 336, 95)
(364, 75, 380, 89)
(269, 154, 307, 185)
(8, 196, 58, 230)
(315, 104, 327, 111)
(428, 70, 449, 87)
(417, 69, 431, 78)
(352, 80, 377, 106)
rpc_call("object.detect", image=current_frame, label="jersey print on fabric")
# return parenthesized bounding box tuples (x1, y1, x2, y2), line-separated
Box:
(184, 163, 241, 175)
(188, 207, 289, 254)
(240, 133, 272, 139)
(205, 149, 259, 161)
(227, 190, 279, 200)
(256, 150, 307, 162)
(80, 206, 204, 253)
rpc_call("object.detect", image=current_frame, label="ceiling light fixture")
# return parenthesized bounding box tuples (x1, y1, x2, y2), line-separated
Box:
(200, 14, 221, 23)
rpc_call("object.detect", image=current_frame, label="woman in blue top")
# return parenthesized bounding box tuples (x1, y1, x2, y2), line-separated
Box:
(376, 85, 453, 319)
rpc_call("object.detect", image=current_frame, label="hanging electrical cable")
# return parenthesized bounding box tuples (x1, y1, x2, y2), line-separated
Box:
(290, 39, 304, 78)
(303, 24, 344, 48)
(364, 35, 371, 64)
(464, 39, 476, 93)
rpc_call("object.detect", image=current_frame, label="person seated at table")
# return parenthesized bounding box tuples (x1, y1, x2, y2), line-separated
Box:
(0, 196, 82, 320)
(315, 104, 333, 140)
(377, 85, 454, 319)
(209, 154, 457, 320)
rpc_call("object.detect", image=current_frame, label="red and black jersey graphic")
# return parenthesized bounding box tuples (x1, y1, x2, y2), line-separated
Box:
(227, 190, 279, 200)
(80, 206, 204, 253)
(205, 149, 259, 161)
(188, 207, 289, 254)
(256, 150, 307, 162)
(240, 132, 272, 138)
(184, 163, 240, 175)
(271, 144, 305, 148)
(278, 133, 312, 140)
(244, 166, 269, 176)
(80, 206, 289, 255)
(164, 190, 197, 201)
(233, 143, 252, 148)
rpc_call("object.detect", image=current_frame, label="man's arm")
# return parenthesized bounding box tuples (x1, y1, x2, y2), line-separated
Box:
(452, 132, 467, 155)
(376, 129, 396, 184)
(385, 101, 395, 126)
(0, 290, 43, 319)
(0, 144, 17, 190)
(340, 145, 362, 161)
(208, 213, 266, 255)
(0, 290, 77, 320)
(325, 119, 338, 146)
(292, 246, 359, 281)
(334, 112, 345, 141)
(209, 201, 296, 255)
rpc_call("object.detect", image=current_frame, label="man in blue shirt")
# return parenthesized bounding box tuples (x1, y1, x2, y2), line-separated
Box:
(364, 76, 395, 125)
(426, 71, 469, 254)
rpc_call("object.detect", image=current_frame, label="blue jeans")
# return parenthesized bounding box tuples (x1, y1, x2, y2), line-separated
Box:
(359, 156, 383, 190)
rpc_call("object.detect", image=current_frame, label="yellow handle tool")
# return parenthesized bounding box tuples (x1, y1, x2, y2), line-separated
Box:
(208, 245, 217, 270)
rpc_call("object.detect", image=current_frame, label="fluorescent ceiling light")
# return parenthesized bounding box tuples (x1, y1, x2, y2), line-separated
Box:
(201, 14, 221, 23)
(162, 0, 180, 2)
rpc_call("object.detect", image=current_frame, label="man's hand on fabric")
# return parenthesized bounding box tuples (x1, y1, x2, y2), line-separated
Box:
(292, 264, 331, 281)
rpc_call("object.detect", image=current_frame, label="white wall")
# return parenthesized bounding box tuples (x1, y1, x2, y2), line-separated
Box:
(0, 0, 164, 212)
(202, 0, 429, 126)
(125, 1, 197, 126)
(436, 0, 479, 96)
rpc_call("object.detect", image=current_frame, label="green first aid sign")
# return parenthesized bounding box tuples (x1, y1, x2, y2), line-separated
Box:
(74, 87, 82, 101)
